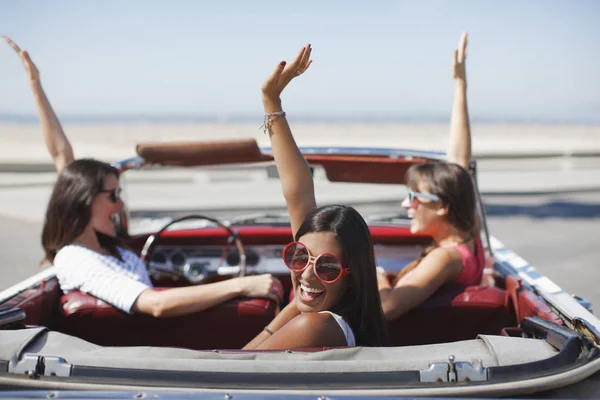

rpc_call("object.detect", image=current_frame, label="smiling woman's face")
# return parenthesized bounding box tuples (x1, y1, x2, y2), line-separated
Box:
(89, 174, 125, 237)
(291, 231, 348, 314)
(402, 181, 446, 236)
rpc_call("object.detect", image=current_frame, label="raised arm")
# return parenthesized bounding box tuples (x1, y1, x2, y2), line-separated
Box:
(447, 32, 471, 170)
(4, 36, 74, 173)
(446, 32, 481, 235)
(261, 45, 315, 236)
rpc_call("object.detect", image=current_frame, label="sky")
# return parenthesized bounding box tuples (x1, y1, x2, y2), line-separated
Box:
(0, 0, 598, 122)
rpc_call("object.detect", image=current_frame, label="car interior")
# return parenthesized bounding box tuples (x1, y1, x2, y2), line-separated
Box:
(0, 221, 563, 351)
(0, 141, 579, 385)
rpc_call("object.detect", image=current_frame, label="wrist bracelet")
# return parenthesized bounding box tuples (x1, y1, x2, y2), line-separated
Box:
(376, 266, 386, 275)
(260, 111, 286, 134)
(264, 326, 274, 335)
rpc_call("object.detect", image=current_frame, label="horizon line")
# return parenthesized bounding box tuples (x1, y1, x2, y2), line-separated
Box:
(1, 113, 599, 125)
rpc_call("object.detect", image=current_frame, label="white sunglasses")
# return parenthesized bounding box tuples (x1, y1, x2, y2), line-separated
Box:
(405, 190, 441, 204)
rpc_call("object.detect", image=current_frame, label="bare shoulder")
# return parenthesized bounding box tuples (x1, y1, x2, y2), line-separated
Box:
(424, 247, 463, 266)
(287, 312, 337, 331)
(420, 247, 464, 279)
(283, 312, 347, 347)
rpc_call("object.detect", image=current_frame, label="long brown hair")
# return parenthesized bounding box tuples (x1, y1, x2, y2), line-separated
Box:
(295, 205, 389, 346)
(392, 162, 476, 286)
(42, 158, 123, 263)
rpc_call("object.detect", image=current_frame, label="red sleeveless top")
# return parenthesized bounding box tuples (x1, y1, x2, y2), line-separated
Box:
(452, 236, 485, 285)
(396, 236, 486, 286)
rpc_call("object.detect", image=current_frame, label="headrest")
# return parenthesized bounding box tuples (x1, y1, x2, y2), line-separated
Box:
(136, 138, 273, 167)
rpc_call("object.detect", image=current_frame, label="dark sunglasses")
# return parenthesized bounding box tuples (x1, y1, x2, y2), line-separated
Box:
(99, 187, 122, 203)
(282, 241, 350, 284)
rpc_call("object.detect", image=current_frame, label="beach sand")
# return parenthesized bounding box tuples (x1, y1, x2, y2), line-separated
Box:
(1, 122, 599, 164)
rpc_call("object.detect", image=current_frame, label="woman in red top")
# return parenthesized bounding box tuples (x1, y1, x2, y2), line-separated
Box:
(377, 32, 485, 321)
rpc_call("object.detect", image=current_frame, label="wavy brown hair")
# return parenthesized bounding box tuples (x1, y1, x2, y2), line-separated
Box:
(42, 158, 123, 263)
(392, 162, 476, 286)
(295, 204, 389, 347)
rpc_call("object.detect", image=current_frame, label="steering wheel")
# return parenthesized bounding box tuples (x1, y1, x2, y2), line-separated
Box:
(139, 214, 246, 283)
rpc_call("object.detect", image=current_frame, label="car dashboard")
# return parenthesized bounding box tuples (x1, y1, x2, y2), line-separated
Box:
(148, 243, 426, 284)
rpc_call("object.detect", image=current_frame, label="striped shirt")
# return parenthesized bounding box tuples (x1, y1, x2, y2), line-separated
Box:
(54, 244, 153, 313)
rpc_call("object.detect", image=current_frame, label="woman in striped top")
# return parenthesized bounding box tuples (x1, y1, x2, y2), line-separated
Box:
(5, 36, 284, 317)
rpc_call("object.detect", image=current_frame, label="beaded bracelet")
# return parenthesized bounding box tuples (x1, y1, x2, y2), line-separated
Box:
(260, 111, 286, 134)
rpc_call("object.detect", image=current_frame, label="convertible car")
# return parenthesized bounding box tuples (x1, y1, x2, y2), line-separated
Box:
(1, 139, 599, 399)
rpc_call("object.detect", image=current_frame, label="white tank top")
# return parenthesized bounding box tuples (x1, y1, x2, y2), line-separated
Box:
(319, 311, 356, 346)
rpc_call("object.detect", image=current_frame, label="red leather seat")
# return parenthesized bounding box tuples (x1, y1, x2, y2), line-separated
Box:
(387, 285, 513, 346)
(289, 284, 512, 346)
(0, 278, 61, 329)
(57, 290, 277, 350)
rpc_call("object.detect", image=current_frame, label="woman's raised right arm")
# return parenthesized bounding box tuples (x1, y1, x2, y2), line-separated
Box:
(4, 36, 74, 173)
(261, 44, 315, 236)
(133, 273, 283, 318)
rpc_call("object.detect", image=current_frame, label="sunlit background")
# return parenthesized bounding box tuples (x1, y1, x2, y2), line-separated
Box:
(0, 0, 599, 122)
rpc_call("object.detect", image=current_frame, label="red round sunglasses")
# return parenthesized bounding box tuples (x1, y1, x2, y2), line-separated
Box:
(282, 241, 350, 284)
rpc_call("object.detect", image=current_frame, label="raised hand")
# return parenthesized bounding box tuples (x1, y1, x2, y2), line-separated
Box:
(262, 44, 312, 103)
(3, 36, 40, 83)
(3, 35, 74, 173)
(452, 32, 468, 82)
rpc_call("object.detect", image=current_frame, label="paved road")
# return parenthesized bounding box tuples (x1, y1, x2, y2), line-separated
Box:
(483, 191, 600, 309)
(0, 214, 45, 288)
(2, 156, 600, 224)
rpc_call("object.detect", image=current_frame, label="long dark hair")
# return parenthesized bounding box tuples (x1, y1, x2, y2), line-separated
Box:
(393, 162, 476, 284)
(295, 205, 388, 346)
(42, 158, 123, 263)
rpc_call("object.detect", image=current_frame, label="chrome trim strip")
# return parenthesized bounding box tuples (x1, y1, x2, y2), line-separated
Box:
(0, 267, 57, 304)
(470, 160, 494, 257)
(112, 146, 447, 174)
(262, 146, 447, 161)
(489, 236, 600, 338)
(0, 308, 25, 326)
(111, 156, 148, 174)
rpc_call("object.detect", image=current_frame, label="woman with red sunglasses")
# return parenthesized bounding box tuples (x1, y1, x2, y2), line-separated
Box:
(5, 36, 284, 319)
(376, 32, 486, 321)
(243, 45, 388, 350)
